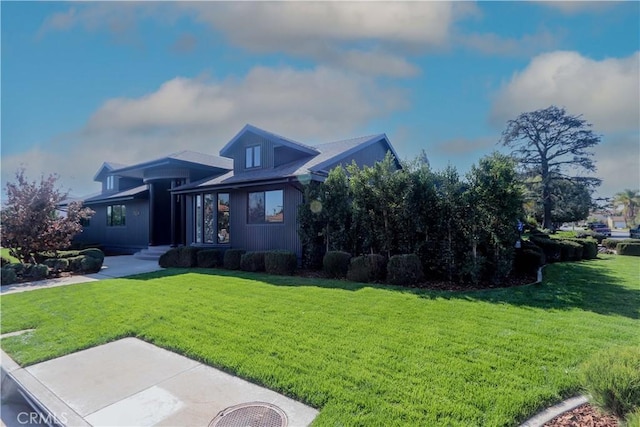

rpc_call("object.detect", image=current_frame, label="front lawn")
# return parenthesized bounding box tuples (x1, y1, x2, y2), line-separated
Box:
(1, 255, 638, 426)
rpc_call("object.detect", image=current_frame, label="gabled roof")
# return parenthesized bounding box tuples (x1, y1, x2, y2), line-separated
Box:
(173, 133, 399, 192)
(93, 162, 128, 182)
(219, 124, 319, 158)
(111, 150, 232, 176)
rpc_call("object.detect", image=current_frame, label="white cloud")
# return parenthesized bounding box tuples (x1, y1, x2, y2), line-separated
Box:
(459, 29, 559, 57)
(593, 134, 640, 198)
(534, 1, 617, 14)
(3, 66, 408, 196)
(491, 51, 640, 132)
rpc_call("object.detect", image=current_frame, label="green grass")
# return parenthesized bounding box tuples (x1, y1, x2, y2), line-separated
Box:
(2, 255, 639, 426)
(1, 248, 20, 263)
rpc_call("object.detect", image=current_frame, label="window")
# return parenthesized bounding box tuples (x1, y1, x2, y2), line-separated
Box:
(107, 205, 126, 226)
(204, 193, 215, 243)
(195, 195, 203, 243)
(245, 145, 261, 168)
(106, 175, 115, 190)
(218, 193, 230, 243)
(248, 190, 283, 224)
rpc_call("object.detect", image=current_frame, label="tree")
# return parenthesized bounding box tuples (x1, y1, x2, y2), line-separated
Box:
(613, 189, 640, 227)
(501, 106, 601, 229)
(1, 168, 94, 263)
(525, 175, 593, 226)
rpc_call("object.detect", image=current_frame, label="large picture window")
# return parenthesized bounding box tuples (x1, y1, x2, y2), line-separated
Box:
(107, 204, 126, 226)
(248, 190, 283, 224)
(218, 193, 230, 243)
(245, 145, 261, 168)
(204, 193, 215, 243)
(194, 192, 231, 244)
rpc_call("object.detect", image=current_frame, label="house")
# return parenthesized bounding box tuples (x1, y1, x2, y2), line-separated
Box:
(74, 124, 400, 260)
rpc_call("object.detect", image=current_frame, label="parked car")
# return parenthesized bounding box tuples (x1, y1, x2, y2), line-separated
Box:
(630, 225, 640, 239)
(587, 222, 612, 237)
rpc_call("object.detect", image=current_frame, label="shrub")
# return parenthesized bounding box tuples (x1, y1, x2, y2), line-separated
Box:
(79, 248, 105, 262)
(223, 249, 246, 270)
(558, 240, 584, 261)
(158, 247, 200, 268)
(5, 263, 25, 276)
(580, 346, 640, 419)
(80, 256, 103, 273)
(68, 256, 85, 272)
(530, 236, 562, 263)
(27, 264, 49, 280)
(562, 238, 598, 260)
(265, 250, 297, 275)
(323, 251, 352, 278)
(603, 239, 640, 250)
(1, 267, 17, 285)
(43, 258, 70, 272)
(514, 248, 544, 275)
(347, 254, 387, 283)
(196, 249, 223, 268)
(240, 251, 266, 272)
(617, 243, 640, 257)
(1, 256, 11, 267)
(576, 230, 606, 243)
(387, 254, 424, 286)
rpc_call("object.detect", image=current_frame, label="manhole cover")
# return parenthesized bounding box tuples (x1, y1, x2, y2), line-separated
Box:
(209, 402, 288, 427)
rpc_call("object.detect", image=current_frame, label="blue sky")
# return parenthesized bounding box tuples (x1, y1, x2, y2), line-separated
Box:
(2, 1, 638, 198)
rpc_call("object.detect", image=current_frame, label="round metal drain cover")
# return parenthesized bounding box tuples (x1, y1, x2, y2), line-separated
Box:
(209, 402, 288, 427)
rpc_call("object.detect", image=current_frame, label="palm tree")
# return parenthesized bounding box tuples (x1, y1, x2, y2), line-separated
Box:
(613, 189, 640, 227)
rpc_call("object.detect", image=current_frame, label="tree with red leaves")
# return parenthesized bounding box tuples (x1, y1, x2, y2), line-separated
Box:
(1, 168, 94, 263)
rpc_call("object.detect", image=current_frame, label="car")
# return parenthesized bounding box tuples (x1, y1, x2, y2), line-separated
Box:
(587, 222, 612, 237)
(630, 225, 640, 239)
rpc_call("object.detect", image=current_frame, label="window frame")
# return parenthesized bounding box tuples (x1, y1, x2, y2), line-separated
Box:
(245, 145, 261, 169)
(106, 204, 126, 227)
(106, 175, 115, 191)
(193, 192, 231, 245)
(247, 189, 284, 224)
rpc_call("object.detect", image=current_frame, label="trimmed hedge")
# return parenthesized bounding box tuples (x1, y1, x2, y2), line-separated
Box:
(603, 239, 640, 250)
(196, 249, 224, 268)
(561, 238, 598, 260)
(265, 250, 297, 275)
(1, 267, 17, 285)
(240, 251, 266, 272)
(580, 346, 640, 419)
(347, 254, 387, 283)
(79, 248, 105, 262)
(617, 243, 640, 256)
(323, 251, 352, 278)
(43, 258, 70, 272)
(514, 248, 544, 275)
(387, 254, 424, 286)
(1, 256, 11, 267)
(530, 236, 562, 263)
(223, 249, 246, 270)
(558, 240, 583, 261)
(158, 247, 201, 268)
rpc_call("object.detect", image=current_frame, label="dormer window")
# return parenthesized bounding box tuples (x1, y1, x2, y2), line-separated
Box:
(245, 145, 261, 169)
(107, 175, 115, 190)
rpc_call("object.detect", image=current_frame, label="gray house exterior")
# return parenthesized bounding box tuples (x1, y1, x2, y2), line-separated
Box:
(75, 124, 399, 259)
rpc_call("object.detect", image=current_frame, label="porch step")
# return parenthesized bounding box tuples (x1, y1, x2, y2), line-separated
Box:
(133, 245, 171, 261)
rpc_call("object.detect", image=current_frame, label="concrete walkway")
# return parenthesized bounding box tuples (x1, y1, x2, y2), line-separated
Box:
(1, 256, 164, 295)
(2, 338, 318, 426)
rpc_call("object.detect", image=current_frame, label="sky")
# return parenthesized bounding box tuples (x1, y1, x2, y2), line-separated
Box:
(2, 1, 639, 199)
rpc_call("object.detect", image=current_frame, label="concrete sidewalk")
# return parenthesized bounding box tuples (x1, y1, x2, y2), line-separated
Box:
(1, 338, 318, 427)
(1, 256, 164, 295)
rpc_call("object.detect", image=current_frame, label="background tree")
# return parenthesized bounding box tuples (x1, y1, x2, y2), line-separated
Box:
(613, 189, 640, 227)
(1, 168, 94, 263)
(501, 105, 601, 229)
(525, 175, 593, 227)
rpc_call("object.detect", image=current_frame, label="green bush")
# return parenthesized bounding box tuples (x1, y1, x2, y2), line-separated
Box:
(558, 240, 584, 261)
(563, 238, 598, 260)
(1, 267, 17, 285)
(323, 251, 352, 278)
(514, 248, 544, 275)
(196, 249, 223, 268)
(617, 243, 640, 257)
(347, 254, 387, 283)
(1, 256, 11, 267)
(27, 264, 49, 280)
(158, 247, 200, 268)
(68, 256, 85, 272)
(223, 249, 246, 270)
(530, 236, 562, 262)
(576, 230, 606, 243)
(240, 251, 266, 272)
(79, 248, 105, 262)
(387, 254, 424, 286)
(580, 346, 640, 419)
(265, 250, 297, 275)
(80, 256, 103, 273)
(5, 263, 25, 275)
(603, 239, 640, 250)
(43, 258, 70, 272)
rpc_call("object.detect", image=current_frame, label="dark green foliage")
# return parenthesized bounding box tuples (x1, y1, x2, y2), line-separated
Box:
(530, 236, 563, 263)
(240, 251, 266, 272)
(603, 239, 640, 250)
(264, 251, 297, 275)
(323, 251, 351, 278)
(561, 238, 598, 259)
(43, 258, 70, 272)
(346, 254, 387, 283)
(617, 243, 640, 256)
(387, 254, 424, 286)
(558, 240, 584, 261)
(1, 257, 11, 267)
(223, 249, 246, 270)
(80, 256, 103, 273)
(1, 267, 17, 284)
(576, 230, 606, 243)
(158, 247, 200, 268)
(580, 346, 640, 419)
(29, 264, 49, 280)
(196, 249, 223, 268)
(514, 249, 544, 275)
(79, 248, 105, 262)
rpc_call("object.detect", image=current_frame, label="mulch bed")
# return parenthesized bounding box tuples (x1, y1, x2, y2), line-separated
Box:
(544, 404, 619, 427)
